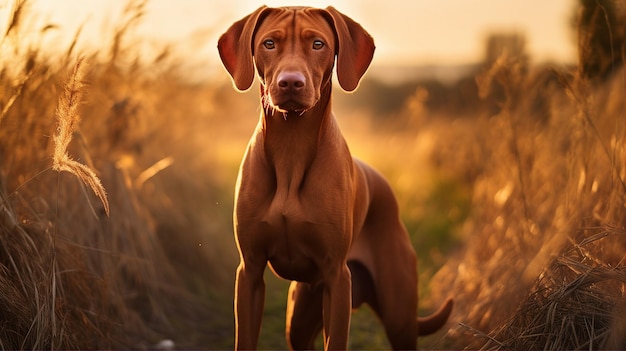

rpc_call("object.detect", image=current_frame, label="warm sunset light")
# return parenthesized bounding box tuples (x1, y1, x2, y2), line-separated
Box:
(1, 0, 625, 349)
(29, 0, 576, 68)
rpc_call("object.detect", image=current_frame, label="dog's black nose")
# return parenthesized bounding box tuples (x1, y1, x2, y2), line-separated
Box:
(277, 72, 305, 92)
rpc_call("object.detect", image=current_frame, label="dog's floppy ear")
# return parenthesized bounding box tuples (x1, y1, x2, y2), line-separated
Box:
(324, 6, 375, 92)
(218, 6, 269, 91)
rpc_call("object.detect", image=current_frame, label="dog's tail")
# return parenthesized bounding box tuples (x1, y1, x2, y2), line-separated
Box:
(417, 298, 453, 336)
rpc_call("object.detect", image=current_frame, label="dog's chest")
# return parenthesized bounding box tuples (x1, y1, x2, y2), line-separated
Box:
(253, 184, 349, 282)
(235, 137, 354, 281)
(260, 196, 322, 282)
(261, 188, 334, 244)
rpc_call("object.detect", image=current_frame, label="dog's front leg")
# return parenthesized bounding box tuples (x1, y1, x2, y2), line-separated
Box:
(322, 263, 352, 351)
(234, 261, 266, 350)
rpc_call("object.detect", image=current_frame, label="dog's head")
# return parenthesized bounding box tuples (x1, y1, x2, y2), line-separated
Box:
(218, 6, 375, 114)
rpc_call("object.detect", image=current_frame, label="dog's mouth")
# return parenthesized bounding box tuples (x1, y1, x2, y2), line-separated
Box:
(264, 93, 310, 115)
(276, 100, 308, 113)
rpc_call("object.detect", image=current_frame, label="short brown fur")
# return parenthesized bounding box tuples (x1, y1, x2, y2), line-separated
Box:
(218, 6, 453, 350)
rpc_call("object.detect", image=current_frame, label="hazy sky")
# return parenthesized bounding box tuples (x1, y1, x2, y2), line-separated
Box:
(10, 0, 577, 69)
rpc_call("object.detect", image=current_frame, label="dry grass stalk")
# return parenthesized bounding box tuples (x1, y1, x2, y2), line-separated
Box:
(135, 156, 174, 188)
(0, 71, 31, 124)
(52, 57, 110, 216)
(2, 0, 28, 40)
(476, 237, 626, 350)
(109, 0, 147, 64)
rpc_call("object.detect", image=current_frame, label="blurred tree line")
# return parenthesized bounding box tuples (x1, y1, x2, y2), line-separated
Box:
(341, 0, 625, 125)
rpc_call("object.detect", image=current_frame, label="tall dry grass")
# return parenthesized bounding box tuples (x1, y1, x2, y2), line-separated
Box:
(423, 8, 626, 347)
(1, 0, 626, 349)
(0, 1, 229, 348)
(52, 56, 109, 216)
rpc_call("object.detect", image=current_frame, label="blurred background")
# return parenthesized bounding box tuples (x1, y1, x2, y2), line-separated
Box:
(1, 0, 625, 349)
(26, 0, 577, 74)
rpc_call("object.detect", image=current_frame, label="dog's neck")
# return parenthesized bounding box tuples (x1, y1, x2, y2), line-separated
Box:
(259, 82, 338, 192)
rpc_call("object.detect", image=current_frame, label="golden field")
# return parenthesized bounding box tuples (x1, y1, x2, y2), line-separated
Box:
(0, 0, 625, 349)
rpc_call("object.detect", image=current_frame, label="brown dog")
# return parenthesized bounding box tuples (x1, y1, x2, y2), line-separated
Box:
(218, 6, 453, 350)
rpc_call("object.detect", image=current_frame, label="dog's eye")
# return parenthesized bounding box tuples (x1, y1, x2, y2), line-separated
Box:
(263, 39, 275, 49)
(312, 40, 324, 50)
